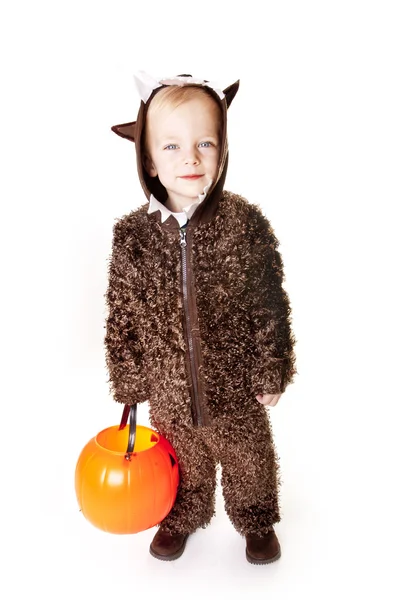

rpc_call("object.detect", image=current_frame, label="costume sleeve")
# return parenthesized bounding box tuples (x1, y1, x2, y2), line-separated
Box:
(247, 205, 297, 395)
(104, 221, 149, 405)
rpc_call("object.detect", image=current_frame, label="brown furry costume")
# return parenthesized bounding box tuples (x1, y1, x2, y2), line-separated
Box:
(104, 75, 297, 536)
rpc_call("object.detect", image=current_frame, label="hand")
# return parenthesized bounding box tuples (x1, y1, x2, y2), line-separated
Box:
(256, 393, 282, 407)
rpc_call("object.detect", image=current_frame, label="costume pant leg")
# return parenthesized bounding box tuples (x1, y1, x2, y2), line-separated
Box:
(216, 410, 281, 536)
(158, 425, 217, 535)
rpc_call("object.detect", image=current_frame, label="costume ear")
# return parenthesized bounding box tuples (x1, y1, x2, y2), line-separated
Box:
(223, 80, 240, 108)
(111, 121, 137, 142)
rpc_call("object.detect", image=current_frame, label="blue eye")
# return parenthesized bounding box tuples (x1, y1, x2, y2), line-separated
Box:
(199, 141, 213, 148)
(164, 144, 178, 150)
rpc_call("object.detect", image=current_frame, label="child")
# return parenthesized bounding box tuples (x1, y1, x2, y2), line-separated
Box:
(105, 71, 297, 564)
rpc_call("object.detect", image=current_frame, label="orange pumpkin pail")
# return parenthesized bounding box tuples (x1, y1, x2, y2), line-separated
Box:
(75, 405, 179, 534)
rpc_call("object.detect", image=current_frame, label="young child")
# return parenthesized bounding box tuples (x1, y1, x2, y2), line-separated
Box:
(105, 71, 297, 564)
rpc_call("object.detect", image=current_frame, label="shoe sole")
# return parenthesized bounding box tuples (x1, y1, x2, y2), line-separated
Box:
(149, 534, 189, 561)
(246, 548, 281, 565)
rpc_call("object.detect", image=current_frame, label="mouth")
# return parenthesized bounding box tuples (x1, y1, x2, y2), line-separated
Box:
(179, 175, 204, 180)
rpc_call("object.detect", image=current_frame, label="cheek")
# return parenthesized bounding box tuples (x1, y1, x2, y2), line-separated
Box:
(205, 153, 219, 174)
(201, 149, 215, 162)
(157, 152, 177, 171)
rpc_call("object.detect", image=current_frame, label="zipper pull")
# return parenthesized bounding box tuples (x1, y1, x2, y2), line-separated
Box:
(179, 229, 187, 247)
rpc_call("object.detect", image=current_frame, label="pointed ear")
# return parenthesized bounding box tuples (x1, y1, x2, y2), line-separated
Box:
(223, 80, 240, 108)
(111, 121, 137, 142)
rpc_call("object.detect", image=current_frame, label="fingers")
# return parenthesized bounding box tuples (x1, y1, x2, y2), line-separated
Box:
(268, 395, 281, 406)
(256, 393, 282, 406)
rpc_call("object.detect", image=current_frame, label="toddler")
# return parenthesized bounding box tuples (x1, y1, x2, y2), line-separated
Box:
(105, 71, 297, 564)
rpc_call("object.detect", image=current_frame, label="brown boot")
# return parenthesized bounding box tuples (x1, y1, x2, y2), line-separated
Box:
(149, 528, 189, 561)
(245, 529, 281, 564)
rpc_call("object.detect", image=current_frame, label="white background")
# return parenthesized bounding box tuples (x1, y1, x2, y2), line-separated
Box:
(1, 1, 399, 598)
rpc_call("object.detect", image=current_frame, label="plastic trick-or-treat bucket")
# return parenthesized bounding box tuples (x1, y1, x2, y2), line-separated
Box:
(75, 404, 179, 534)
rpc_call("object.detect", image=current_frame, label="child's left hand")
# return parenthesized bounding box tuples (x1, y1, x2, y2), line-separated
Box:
(256, 393, 282, 406)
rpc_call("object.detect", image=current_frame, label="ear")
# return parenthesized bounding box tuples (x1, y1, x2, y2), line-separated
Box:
(223, 80, 240, 108)
(111, 121, 137, 142)
(143, 153, 157, 177)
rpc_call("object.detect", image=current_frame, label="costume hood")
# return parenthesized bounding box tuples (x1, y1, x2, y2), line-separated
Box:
(111, 71, 240, 229)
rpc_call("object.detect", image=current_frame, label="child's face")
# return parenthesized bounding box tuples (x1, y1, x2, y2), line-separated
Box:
(144, 95, 221, 207)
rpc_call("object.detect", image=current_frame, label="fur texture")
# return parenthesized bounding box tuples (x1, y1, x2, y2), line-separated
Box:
(104, 190, 296, 535)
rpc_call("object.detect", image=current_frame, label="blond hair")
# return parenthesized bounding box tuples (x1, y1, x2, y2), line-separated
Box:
(148, 84, 220, 116)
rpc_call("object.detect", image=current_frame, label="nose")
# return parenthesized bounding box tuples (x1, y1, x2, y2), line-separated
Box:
(184, 147, 200, 165)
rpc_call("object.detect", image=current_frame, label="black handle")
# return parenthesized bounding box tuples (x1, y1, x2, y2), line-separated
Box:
(118, 404, 137, 460)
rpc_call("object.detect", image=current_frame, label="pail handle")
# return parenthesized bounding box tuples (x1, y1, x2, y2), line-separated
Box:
(119, 404, 137, 461)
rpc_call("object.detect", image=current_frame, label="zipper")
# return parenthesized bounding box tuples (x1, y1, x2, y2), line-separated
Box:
(179, 227, 203, 426)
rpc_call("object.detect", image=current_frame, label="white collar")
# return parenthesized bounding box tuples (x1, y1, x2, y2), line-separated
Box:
(148, 181, 213, 226)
